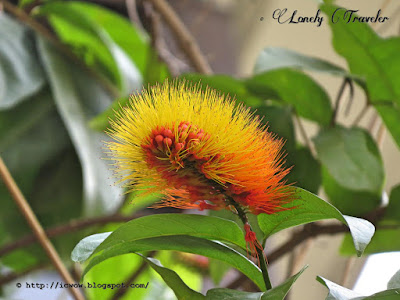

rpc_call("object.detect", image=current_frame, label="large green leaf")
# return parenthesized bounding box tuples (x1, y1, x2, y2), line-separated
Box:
(72, 214, 265, 289)
(140, 255, 205, 300)
(72, 214, 247, 262)
(322, 168, 381, 217)
(0, 89, 83, 270)
(40, 1, 142, 94)
(206, 265, 307, 299)
(253, 47, 349, 77)
(314, 127, 384, 194)
(320, 4, 399, 103)
(79, 235, 265, 290)
(286, 146, 321, 194)
(93, 214, 246, 253)
(258, 187, 375, 256)
(317, 276, 400, 300)
(363, 289, 400, 300)
(245, 69, 332, 125)
(62, 1, 148, 74)
(0, 90, 70, 242)
(321, 4, 400, 148)
(0, 14, 45, 108)
(38, 38, 123, 215)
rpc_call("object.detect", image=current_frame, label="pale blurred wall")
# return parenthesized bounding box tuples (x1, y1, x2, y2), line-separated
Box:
(233, 0, 400, 298)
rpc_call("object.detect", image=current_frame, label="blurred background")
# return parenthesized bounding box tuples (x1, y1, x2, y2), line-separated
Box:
(0, 0, 399, 299)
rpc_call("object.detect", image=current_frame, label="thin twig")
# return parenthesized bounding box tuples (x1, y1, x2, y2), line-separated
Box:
(147, 0, 212, 74)
(1, 0, 120, 98)
(147, 2, 181, 77)
(330, 78, 349, 127)
(0, 212, 147, 257)
(367, 112, 379, 134)
(0, 157, 84, 300)
(377, 122, 386, 149)
(294, 114, 316, 156)
(352, 102, 370, 126)
(125, 0, 144, 30)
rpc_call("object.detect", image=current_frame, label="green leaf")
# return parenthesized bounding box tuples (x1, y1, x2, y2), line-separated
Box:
(63, 1, 148, 74)
(40, 4, 119, 86)
(245, 69, 332, 125)
(254, 47, 349, 77)
(37, 37, 123, 215)
(363, 289, 400, 300)
(320, 4, 399, 103)
(81, 235, 265, 290)
(0, 14, 45, 108)
(286, 146, 321, 194)
(260, 264, 307, 300)
(320, 4, 400, 148)
(322, 168, 381, 217)
(258, 187, 375, 256)
(140, 255, 205, 300)
(206, 265, 307, 299)
(72, 214, 246, 262)
(317, 276, 400, 300)
(29, 150, 84, 259)
(97, 28, 142, 95)
(39, 1, 142, 94)
(72, 214, 265, 289)
(72, 232, 112, 262)
(317, 276, 364, 300)
(0, 90, 70, 242)
(314, 127, 384, 194)
(92, 214, 247, 255)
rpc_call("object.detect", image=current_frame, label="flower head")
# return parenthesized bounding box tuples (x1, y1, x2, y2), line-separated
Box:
(106, 80, 293, 215)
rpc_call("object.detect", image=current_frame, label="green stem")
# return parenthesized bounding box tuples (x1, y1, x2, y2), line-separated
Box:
(227, 196, 272, 291)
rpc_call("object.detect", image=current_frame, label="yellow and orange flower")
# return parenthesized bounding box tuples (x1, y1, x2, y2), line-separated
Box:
(106, 80, 293, 216)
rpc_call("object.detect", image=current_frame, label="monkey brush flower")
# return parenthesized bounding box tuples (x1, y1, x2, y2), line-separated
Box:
(106, 81, 293, 257)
